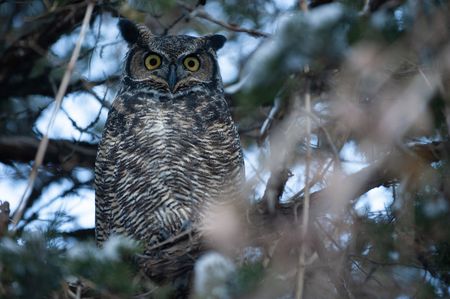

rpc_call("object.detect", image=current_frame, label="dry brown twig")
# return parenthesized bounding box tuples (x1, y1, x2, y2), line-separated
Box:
(194, 10, 270, 38)
(295, 2, 310, 295)
(11, 1, 95, 231)
(295, 71, 312, 299)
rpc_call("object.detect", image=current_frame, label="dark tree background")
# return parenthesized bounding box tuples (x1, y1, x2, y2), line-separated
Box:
(0, 0, 449, 298)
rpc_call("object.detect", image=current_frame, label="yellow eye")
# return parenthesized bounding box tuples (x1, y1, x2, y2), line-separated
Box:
(144, 54, 161, 70)
(183, 56, 200, 72)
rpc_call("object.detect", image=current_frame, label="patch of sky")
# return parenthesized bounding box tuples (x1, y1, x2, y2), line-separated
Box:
(51, 32, 78, 59)
(58, 187, 95, 231)
(340, 141, 368, 174)
(204, 1, 225, 20)
(50, 14, 125, 81)
(274, 0, 296, 11)
(355, 186, 394, 216)
(243, 145, 270, 200)
(218, 44, 239, 84)
(82, 16, 127, 80)
(223, 34, 261, 90)
(35, 92, 102, 142)
(73, 168, 94, 184)
(25, 178, 94, 231)
(0, 163, 28, 212)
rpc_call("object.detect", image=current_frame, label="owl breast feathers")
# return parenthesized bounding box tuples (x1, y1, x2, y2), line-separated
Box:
(94, 19, 244, 281)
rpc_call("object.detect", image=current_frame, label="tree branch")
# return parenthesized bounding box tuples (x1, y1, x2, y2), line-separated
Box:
(0, 136, 97, 170)
(0, 74, 120, 99)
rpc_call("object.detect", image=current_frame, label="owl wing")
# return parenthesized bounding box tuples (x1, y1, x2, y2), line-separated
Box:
(94, 106, 121, 246)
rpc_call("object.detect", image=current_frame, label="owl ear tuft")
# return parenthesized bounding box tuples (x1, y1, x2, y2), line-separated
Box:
(118, 19, 140, 44)
(118, 19, 152, 45)
(206, 34, 226, 51)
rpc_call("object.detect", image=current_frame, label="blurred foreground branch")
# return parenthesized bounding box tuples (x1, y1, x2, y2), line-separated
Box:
(261, 141, 450, 218)
(131, 139, 449, 287)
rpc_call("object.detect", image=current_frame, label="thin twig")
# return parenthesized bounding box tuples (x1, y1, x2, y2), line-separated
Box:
(295, 66, 312, 299)
(177, 1, 269, 38)
(301, 109, 341, 167)
(418, 67, 433, 89)
(163, 12, 188, 35)
(11, 1, 95, 231)
(259, 94, 282, 145)
(138, 228, 194, 253)
(287, 158, 333, 203)
(360, 0, 371, 15)
(195, 10, 269, 37)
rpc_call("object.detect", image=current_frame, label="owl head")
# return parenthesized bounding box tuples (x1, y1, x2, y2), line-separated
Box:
(118, 19, 226, 94)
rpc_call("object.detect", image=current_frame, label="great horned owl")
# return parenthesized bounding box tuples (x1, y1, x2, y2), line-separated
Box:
(94, 19, 244, 282)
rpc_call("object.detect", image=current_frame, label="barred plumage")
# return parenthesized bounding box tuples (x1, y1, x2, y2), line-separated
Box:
(94, 19, 244, 284)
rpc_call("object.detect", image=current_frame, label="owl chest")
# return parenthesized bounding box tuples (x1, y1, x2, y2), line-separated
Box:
(109, 101, 242, 238)
(117, 107, 233, 185)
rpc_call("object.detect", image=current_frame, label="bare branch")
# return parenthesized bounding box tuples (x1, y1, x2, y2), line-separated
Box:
(296, 71, 312, 299)
(261, 168, 291, 213)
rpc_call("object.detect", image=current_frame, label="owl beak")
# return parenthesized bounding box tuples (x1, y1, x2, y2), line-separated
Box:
(168, 64, 177, 92)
